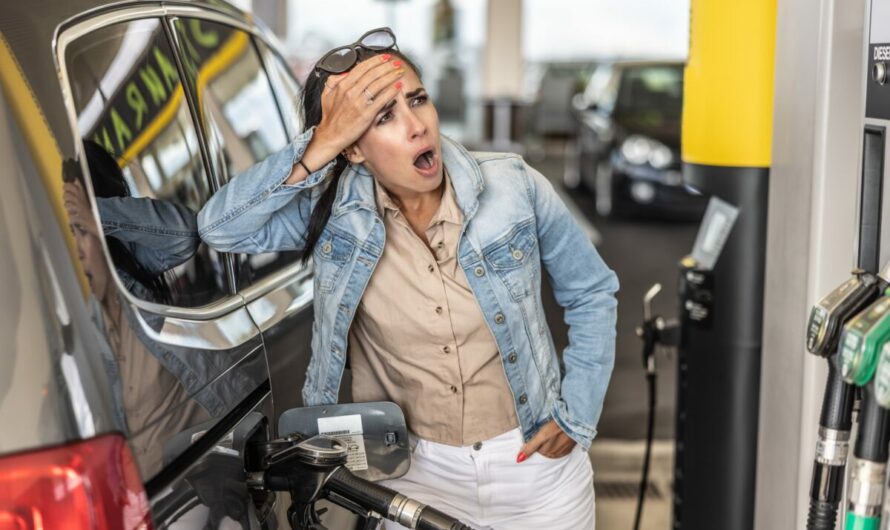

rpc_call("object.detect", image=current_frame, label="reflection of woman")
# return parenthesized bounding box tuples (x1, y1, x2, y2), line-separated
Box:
(78, 141, 201, 304)
(63, 164, 208, 477)
(199, 28, 617, 529)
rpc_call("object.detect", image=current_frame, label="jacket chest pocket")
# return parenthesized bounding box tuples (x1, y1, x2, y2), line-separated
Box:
(313, 230, 355, 293)
(483, 222, 538, 301)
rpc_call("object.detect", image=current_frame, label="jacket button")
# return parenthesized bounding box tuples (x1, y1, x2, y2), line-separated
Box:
(494, 313, 505, 324)
(518, 394, 528, 404)
(322, 242, 332, 254)
(512, 249, 524, 260)
(473, 442, 483, 450)
(508, 352, 517, 363)
(474, 266, 485, 277)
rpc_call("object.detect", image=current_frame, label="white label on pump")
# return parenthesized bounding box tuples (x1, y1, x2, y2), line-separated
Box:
(318, 414, 368, 471)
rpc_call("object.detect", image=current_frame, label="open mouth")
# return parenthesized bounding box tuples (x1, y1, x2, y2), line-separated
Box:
(413, 149, 436, 171)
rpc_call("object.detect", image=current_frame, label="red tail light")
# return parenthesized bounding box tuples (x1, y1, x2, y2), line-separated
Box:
(0, 433, 153, 530)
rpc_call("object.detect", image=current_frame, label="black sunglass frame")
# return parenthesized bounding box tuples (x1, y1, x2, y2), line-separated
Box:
(314, 27, 399, 77)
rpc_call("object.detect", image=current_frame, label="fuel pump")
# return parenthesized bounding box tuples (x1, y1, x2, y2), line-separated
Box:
(837, 292, 890, 529)
(805, 270, 885, 529)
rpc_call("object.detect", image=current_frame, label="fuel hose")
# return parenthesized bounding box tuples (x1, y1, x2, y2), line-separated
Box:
(845, 390, 890, 530)
(325, 466, 473, 530)
(807, 358, 855, 530)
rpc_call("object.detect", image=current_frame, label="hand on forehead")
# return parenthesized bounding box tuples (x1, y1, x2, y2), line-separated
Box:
(325, 54, 397, 92)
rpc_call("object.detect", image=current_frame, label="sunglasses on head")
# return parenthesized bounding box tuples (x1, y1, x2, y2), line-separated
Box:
(315, 27, 398, 77)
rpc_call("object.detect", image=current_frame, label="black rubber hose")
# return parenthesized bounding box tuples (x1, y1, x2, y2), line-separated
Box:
(325, 467, 472, 530)
(855, 388, 890, 463)
(806, 462, 845, 530)
(633, 371, 657, 530)
(806, 358, 855, 530)
(806, 498, 840, 530)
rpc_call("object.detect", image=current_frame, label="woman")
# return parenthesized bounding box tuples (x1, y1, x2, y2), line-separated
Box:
(198, 27, 618, 529)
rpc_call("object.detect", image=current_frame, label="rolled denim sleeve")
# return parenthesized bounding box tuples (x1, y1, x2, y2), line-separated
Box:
(524, 160, 619, 449)
(97, 196, 200, 275)
(197, 127, 335, 254)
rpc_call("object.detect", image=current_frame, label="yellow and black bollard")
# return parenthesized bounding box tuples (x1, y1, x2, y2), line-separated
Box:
(673, 1, 776, 529)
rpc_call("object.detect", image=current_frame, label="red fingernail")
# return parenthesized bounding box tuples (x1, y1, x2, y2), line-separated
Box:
(395, 81, 403, 89)
(392, 60, 402, 67)
(381, 53, 391, 61)
(516, 452, 527, 463)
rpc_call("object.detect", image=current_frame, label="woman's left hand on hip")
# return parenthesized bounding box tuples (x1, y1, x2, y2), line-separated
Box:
(516, 420, 576, 462)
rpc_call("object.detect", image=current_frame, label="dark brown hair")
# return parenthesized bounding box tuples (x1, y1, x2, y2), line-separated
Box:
(300, 49, 422, 264)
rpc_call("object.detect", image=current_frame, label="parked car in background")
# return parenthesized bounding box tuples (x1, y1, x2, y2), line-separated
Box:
(571, 60, 707, 220)
(526, 60, 598, 138)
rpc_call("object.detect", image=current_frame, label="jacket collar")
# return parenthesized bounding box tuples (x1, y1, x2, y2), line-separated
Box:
(331, 135, 485, 221)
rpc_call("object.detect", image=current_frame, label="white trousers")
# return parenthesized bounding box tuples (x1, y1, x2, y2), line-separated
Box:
(379, 428, 595, 530)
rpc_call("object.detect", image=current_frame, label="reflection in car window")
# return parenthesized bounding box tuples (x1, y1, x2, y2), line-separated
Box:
(172, 18, 302, 288)
(65, 18, 228, 308)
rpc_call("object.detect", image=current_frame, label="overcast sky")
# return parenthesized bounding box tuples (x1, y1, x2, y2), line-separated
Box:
(283, 0, 690, 62)
(523, 0, 690, 60)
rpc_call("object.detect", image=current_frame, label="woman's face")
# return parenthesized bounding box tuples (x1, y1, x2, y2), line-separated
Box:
(348, 67, 443, 200)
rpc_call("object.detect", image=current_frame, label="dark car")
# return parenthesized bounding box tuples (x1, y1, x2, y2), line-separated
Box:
(0, 2, 456, 529)
(571, 61, 707, 220)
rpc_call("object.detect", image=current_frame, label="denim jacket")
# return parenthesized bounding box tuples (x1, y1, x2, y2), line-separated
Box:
(197, 128, 619, 449)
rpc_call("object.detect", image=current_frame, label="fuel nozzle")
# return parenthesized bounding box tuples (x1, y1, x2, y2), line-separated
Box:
(635, 283, 679, 375)
(839, 290, 890, 386)
(805, 270, 888, 530)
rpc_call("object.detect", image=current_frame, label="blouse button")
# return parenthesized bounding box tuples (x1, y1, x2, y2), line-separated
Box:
(428, 264, 435, 273)
(450, 385, 458, 394)
(435, 306, 443, 315)
(443, 345, 451, 354)
(474, 266, 485, 277)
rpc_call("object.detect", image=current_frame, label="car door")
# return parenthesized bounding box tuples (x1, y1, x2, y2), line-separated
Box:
(57, 9, 282, 528)
(167, 13, 318, 431)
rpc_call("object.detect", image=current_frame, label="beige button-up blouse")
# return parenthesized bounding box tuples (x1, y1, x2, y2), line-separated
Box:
(348, 172, 519, 445)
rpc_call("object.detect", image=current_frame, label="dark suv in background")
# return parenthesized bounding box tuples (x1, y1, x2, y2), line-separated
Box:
(0, 1, 333, 527)
(571, 60, 707, 220)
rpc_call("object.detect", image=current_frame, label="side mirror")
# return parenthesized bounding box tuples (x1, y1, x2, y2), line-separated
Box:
(278, 401, 409, 482)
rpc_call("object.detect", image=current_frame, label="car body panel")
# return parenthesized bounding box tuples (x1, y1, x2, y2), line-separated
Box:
(0, 2, 315, 528)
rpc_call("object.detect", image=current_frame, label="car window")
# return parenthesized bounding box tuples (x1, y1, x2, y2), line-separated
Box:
(64, 18, 230, 308)
(171, 18, 302, 288)
(615, 65, 684, 122)
(256, 40, 304, 140)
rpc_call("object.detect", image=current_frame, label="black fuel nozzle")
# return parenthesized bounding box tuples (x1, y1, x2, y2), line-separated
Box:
(247, 434, 472, 530)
